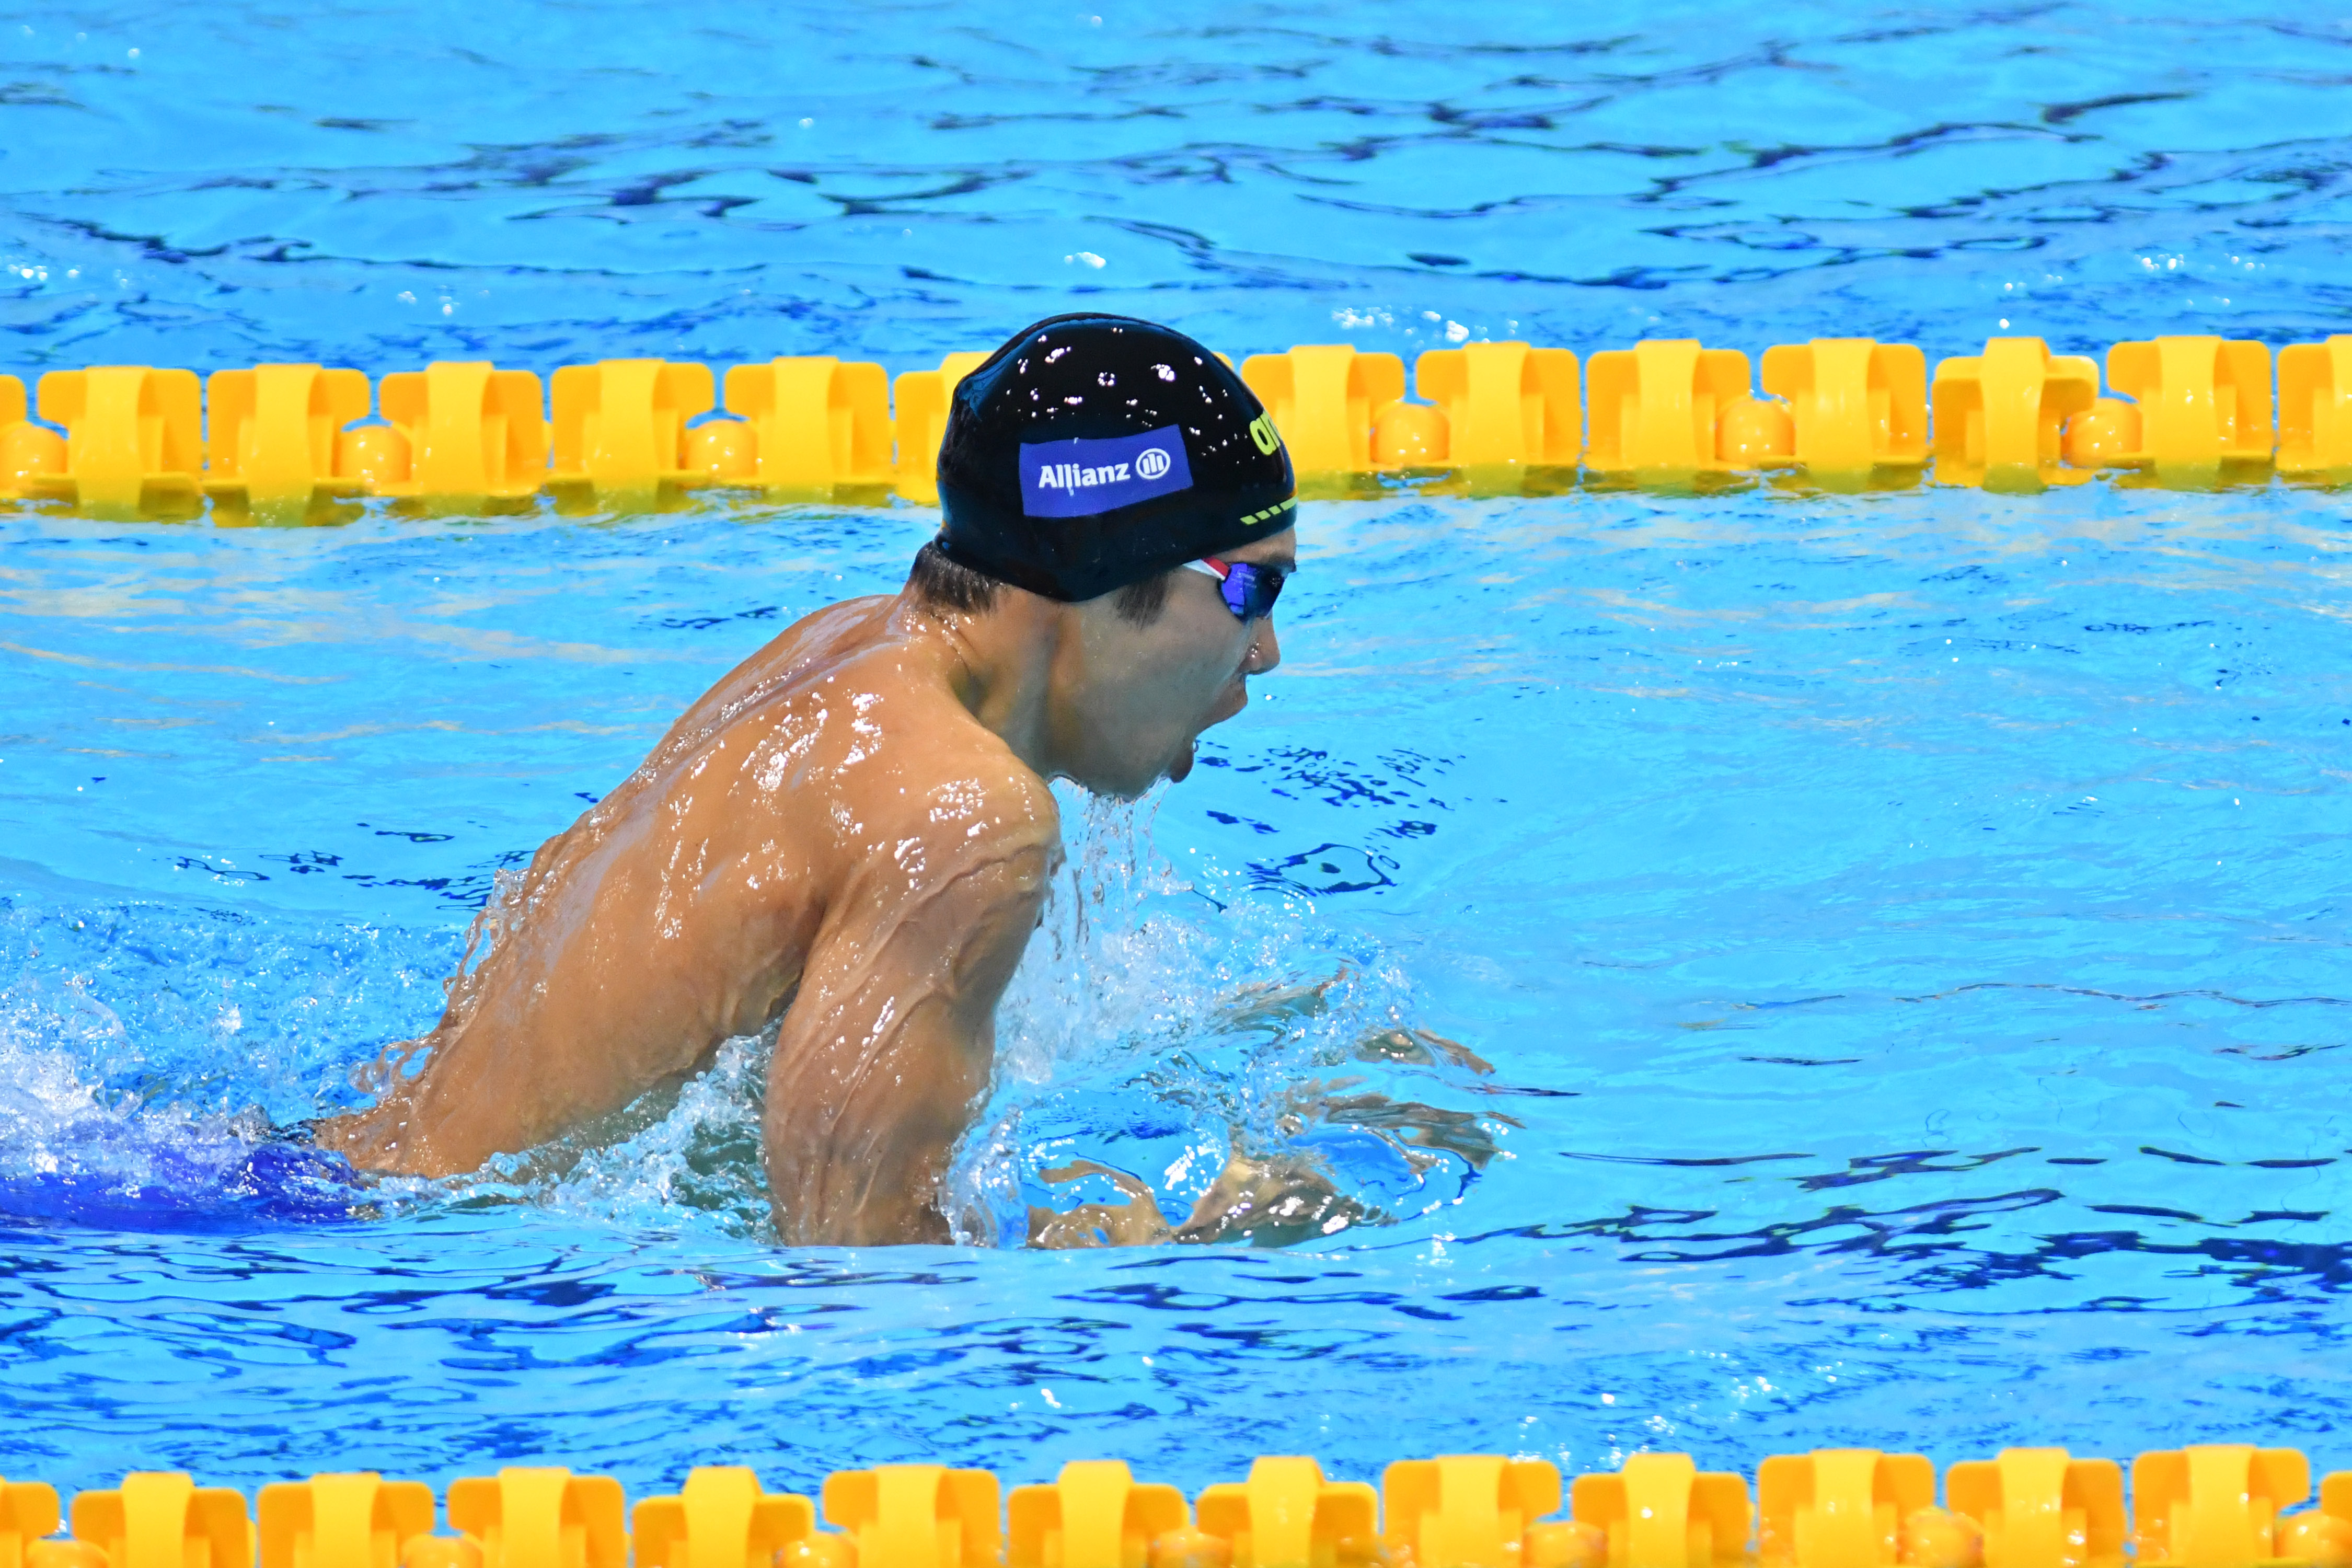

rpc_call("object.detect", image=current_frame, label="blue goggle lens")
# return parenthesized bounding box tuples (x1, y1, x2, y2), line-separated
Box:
(1212, 559, 1286, 620)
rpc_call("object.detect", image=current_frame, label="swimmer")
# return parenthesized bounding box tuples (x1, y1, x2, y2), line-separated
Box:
(318, 314, 1298, 1246)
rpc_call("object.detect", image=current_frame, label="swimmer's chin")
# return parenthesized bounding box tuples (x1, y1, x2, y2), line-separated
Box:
(1164, 685, 1247, 786)
(1099, 739, 1193, 797)
(1089, 736, 1201, 799)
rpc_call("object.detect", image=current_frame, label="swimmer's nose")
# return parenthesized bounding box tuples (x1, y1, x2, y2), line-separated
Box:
(1248, 616, 1281, 675)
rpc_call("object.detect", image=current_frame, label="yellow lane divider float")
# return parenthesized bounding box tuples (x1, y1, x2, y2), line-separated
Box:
(8, 1447, 2352, 1568)
(1, 335, 2349, 521)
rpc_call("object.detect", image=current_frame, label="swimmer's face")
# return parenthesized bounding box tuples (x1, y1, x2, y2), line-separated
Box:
(1059, 526, 1293, 799)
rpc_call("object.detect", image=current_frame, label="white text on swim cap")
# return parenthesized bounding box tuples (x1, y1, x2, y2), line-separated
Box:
(1036, 459, 1144, 491)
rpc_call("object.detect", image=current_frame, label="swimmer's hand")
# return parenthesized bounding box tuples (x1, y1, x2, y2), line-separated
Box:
(1173, 1152, 1364, 1245)
(1025, 1154, 1363, 1249)
(1026, 1160, 1177, 1248)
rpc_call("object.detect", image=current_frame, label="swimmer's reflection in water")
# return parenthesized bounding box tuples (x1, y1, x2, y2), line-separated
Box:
(321, 314, 1332, 1246)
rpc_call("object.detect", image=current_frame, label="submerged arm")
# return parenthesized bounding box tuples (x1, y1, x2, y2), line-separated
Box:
(763, 825, 1052, 1245)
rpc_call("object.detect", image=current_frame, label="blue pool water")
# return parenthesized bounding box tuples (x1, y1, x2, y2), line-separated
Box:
(5, 0, 2352, 1502)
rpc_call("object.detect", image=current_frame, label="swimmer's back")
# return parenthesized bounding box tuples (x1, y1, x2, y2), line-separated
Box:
(321, 594, 1058, 1182)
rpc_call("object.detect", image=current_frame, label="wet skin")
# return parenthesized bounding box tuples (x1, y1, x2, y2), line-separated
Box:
(318, 529, 1293, 1245)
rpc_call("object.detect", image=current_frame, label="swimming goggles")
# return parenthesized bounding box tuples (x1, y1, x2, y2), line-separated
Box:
(1196, 556, 1287, 620)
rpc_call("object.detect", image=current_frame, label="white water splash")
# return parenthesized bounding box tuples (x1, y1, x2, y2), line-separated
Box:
(943, 783, 1443, 1246)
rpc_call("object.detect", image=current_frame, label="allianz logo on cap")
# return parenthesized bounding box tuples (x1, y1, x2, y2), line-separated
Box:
(1033, 449, 1165, 491)
(1019, 424, 1194, 518)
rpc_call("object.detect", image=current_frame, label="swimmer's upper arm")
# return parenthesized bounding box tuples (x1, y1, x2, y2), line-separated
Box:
(760, 804, 1055, 1245)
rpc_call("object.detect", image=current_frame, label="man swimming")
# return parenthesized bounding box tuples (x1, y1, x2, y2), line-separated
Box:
(319, 314, 1297, 1246)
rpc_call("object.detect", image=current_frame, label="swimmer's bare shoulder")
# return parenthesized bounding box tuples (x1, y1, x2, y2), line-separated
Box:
(319, 597, 1062, 1245)
(756, 646, 1062, 1244)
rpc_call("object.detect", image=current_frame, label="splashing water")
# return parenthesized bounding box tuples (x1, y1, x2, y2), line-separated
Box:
(0, 787, 1494, 1243)
(435, 1025, 780, 1236)
(356, 788, 1495, 1246)
(0, 878, 451, 1227)
(950, 786, 1506, 1248)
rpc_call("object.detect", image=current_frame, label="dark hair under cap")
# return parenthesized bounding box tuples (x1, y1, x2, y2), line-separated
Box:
(932, 314, 1296, 604)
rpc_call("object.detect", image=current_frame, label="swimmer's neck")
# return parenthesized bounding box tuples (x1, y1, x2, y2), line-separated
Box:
(895, 589, 1076, 781)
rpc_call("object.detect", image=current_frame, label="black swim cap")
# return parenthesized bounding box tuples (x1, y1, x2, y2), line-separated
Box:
(933, 314, 1296, 603)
